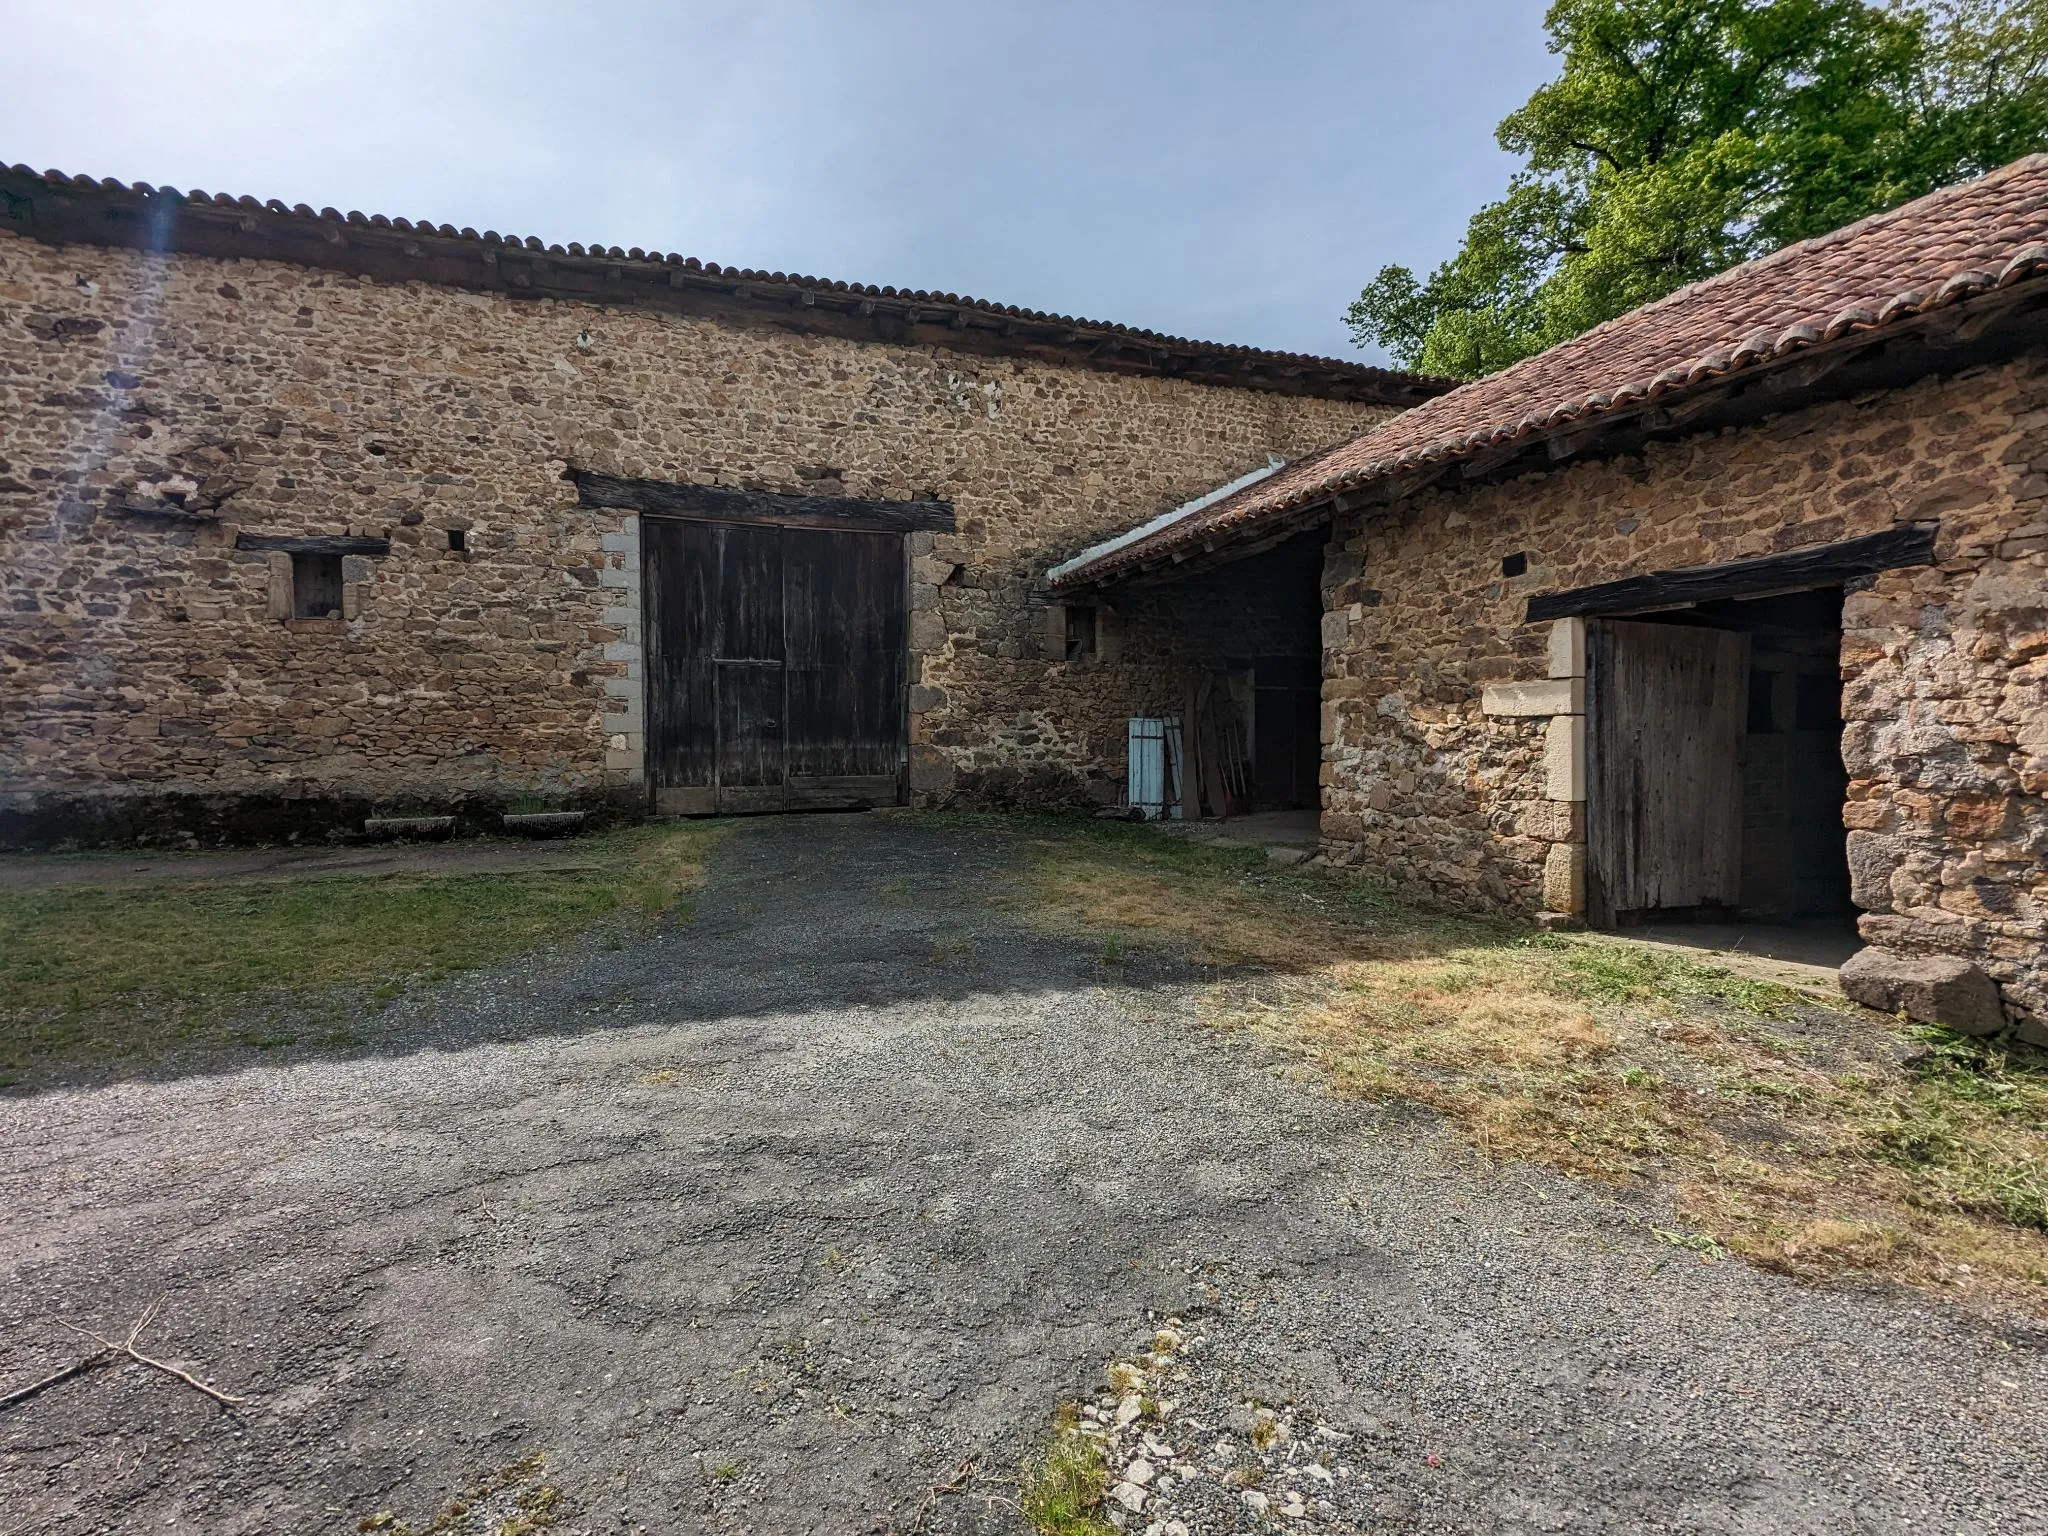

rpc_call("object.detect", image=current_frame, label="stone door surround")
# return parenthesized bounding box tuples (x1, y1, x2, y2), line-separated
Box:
(1484, 525, 1944, 926)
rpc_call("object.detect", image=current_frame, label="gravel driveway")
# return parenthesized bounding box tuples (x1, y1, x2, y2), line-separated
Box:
(2, 813, 2043, 1535)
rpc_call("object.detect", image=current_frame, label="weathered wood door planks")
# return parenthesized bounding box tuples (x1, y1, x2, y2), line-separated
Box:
(643, 518, 907, 815)
(784, 528, 907, 806)
(642, 518, 718, 808)
(1587, 619, 1749, 925)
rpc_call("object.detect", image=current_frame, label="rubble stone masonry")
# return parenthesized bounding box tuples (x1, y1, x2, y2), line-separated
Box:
(0, 229, 1384, 841)
(1320, 356, 2047, 1027)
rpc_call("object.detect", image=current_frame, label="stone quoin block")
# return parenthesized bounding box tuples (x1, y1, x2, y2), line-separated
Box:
(1481, 678, 1584, 717)
(265, 551, 294, 620)
(1526, 799, 1584, 843)
(1548, 616, 1586, 679)
(1543, 714, 1586, 801)
(1542, 842, 1586, 914)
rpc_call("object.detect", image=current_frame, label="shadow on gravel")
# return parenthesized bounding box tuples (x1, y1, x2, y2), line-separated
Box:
(10, 813, 2048, 1536)
(1, 812, 1247, 1097)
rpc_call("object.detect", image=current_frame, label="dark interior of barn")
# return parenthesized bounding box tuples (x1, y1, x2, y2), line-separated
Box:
(1623, 587, 1854, 924)
(1127, 527, 1326, 816)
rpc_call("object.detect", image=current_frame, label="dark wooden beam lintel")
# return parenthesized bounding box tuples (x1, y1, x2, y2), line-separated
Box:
(235, 533, 392, 556)
(573, 469, 956, 533)
(1525, 523, 1938, 622)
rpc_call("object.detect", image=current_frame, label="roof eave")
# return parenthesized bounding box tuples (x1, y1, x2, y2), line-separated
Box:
(0, 165, 1455, 407)
(1056, 271, 2048, 590)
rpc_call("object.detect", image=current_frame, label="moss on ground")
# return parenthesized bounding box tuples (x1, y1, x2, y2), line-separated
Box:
(358, 1450, 569, 1535)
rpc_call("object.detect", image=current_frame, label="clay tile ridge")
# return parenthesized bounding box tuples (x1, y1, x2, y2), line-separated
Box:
(1054, 153, 2048, 587)
(0, 162, 1449, 407)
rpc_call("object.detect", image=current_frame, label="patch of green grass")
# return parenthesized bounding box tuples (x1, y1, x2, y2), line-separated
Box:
(1867, 1037, 2048, 1231)
(1019, 1407, 1115, 1536)
(1097, 932, 1127, 966)
(1540, 937, 1809, 1018)
(1060, 816, 1266, 878)
(912, 806, 1268, 880)
(1652, 1224, 1729, 1260)
(1, 822, 722, 1078)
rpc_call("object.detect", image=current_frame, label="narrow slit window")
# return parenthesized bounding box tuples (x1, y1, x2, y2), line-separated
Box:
(447, 528, 467, 552)
(291, 551, 344, 619)
(1500, 551, 1529, 578)
(1064, 604, 1098, 662)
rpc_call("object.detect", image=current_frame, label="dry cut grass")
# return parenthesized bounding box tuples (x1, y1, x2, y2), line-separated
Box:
(1007, 815, 2048, 1312)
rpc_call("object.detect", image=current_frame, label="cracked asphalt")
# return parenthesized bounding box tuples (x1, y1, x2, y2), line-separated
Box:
(2, 813, 2043, 1535)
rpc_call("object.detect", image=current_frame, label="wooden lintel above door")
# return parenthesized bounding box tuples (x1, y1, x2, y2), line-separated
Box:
(574, 469, 955, 534)
(1526, 524, 1937, 622)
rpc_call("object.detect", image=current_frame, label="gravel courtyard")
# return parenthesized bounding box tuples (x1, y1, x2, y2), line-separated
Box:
(2, 813, 2043, 1535)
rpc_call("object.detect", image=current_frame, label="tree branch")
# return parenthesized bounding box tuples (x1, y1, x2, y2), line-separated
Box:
(56, 1298, 250, 1409)
(0, 1349, 114, 1413)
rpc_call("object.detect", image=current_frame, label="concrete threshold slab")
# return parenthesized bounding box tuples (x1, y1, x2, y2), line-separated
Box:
(1607, 921, 1860, 995)
(1158, 809, 1320, 851)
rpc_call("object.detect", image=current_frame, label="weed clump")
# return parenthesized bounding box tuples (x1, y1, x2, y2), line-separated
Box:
(1019, 1406, 1115, 1536)
(358, 1451, 568, 1534)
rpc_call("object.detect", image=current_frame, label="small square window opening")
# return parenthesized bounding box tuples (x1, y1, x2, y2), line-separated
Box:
(1064, 604, 1098, 662)
(447, 528, 467, 552)
(1500, 551, 1529, 578)
(291, 551, 344, 619)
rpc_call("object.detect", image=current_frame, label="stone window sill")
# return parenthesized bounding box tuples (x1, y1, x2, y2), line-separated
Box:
(285, 617, 345, 635)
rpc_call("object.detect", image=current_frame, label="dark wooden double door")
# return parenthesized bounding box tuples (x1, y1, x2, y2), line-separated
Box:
(643, 518, 907, 814)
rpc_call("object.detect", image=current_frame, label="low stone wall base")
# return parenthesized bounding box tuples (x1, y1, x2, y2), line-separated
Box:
(0, 786, 645, 852)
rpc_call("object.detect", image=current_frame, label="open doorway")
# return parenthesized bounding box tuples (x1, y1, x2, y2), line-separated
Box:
(1586, 587, 1854, 935)
(1141, 527, 1325, 821)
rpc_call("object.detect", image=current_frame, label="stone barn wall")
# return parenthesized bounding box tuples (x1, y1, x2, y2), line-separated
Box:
(0, 226, 1389, 842)
(1319, 355, 2047, 1026)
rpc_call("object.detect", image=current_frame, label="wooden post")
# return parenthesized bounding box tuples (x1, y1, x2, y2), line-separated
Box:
(1180, 676, 1203, 821)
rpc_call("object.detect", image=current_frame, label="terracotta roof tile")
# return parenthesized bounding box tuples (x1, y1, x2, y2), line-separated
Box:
(1056, 154, 2048, 587)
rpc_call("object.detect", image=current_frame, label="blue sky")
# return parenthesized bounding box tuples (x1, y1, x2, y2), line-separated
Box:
(0, 2, 1556, 363)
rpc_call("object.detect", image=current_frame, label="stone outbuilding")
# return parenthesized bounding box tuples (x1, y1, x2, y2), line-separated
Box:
(5, 152, 2042, 1037)
(1052, 157, 2048, 1037)
(0, 163, 1441, 843)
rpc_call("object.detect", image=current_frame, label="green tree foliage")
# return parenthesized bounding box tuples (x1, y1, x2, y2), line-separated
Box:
(1349, 1, 2048, 377)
